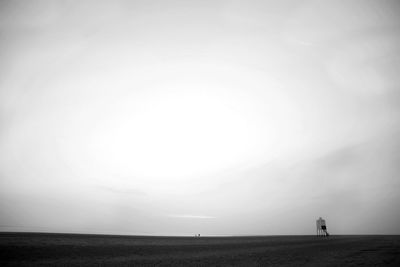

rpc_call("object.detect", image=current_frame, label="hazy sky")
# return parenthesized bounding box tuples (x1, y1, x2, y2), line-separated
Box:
(1, 0, 400, 236)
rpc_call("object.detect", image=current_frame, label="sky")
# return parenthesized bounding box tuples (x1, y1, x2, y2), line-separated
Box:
(1, 0, 400, 236)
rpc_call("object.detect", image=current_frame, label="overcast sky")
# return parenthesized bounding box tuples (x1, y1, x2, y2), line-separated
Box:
(1, 0, 400, 236)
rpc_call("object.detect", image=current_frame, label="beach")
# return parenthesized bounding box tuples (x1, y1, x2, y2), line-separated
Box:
(1, 233, 399, 266)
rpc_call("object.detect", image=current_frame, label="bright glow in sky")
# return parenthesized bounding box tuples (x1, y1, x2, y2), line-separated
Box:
(1, 0, 400, 235)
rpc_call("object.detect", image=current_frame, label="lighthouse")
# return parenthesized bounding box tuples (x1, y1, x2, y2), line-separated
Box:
(316, 217, 329, 236)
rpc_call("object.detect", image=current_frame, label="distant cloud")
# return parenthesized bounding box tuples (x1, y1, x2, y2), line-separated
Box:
(168, 214, 216, 219)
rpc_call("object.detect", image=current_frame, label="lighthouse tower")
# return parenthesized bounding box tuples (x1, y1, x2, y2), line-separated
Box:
(316, 217, 329, 236)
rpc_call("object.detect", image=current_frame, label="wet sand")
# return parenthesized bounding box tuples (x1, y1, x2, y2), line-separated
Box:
(1, 232, 399, 266)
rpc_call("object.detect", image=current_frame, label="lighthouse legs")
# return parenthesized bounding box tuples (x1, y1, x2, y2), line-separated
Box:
(317, 228, 329, 237)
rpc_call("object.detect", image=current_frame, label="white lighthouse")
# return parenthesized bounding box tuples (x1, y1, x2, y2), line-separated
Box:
(316, 217, 329, 236)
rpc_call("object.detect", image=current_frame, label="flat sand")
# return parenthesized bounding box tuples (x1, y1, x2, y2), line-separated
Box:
(1, 233, 399, 266)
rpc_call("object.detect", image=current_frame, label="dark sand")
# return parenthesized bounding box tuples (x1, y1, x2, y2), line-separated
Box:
(1, 232, 399, 266)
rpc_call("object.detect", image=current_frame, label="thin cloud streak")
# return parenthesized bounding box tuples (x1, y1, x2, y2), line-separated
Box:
(168, 215, 216, 219)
